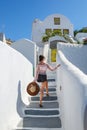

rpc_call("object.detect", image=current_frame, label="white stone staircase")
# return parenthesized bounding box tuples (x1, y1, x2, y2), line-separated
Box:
(14, 70, 63, 130)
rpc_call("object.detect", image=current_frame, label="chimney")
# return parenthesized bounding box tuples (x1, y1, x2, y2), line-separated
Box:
(0, 33, 6, 43)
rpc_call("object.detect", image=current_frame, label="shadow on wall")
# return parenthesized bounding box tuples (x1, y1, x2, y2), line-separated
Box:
(16, 80, 26, 117)
(84, 105, 87, 130)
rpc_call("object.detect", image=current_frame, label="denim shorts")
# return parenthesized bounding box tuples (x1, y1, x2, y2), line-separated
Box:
(37, 74, 47, 82)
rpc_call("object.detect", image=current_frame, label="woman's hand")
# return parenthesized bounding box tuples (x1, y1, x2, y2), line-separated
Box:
(57, 64, 61, 68)
(33, 79, 36, 82)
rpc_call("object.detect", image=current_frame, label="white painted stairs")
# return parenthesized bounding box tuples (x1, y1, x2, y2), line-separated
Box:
(14, 71, 62, 130)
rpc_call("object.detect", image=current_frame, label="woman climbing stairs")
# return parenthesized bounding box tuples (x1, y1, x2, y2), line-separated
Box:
(15, 71, 62, 130)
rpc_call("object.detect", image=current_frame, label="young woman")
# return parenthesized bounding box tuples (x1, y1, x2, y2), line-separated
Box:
(34, 55, 61, 107)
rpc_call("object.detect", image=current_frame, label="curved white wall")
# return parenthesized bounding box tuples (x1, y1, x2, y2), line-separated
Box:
(0, 41, 33, 130)
(11, 39, 36, 68)
(57, 50, 87, 130)
(57, 43, 87, 74)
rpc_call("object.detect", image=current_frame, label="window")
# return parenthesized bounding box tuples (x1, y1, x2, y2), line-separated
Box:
(63, 29, 69, 35)
(54, 17, 60, 25)
(45, 29, 52, 36)
(53, 29, 62, 36)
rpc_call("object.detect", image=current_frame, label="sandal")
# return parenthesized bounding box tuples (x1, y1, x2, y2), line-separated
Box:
(46, 93, 49, 96)
(39, 104, 43, 107)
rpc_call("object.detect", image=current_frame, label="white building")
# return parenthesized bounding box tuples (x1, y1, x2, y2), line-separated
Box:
(32, 14, 74, 63)
(0, 33, 6, 43)
(32, 14, 74, 44)
(75, 32, 87, 43)
(11, 14, 74, 64)
(11, 39, 37, 74)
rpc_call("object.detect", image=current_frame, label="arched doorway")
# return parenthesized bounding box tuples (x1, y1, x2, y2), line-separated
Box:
(50, 40, 58, 62)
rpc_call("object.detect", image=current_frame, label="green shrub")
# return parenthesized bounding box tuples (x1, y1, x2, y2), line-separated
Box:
(42, 35, 49, 42)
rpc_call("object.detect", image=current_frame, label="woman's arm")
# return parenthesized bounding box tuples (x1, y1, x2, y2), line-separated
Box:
(47, 64, 61, 71)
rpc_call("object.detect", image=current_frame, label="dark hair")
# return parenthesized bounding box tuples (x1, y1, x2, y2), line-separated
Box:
(39, 55, 45, 62)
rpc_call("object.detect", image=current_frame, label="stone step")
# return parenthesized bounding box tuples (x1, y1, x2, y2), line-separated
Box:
(26, 101, 59, 109)
(47, 79, 55, 82)
(47, 75, 56, 79)
(14, 128, 63, 130)
(17, 117, 62, 128)
(35, 92, 57, 97)
(35, 85, 56, 91)
(44, 88, 56, 92)
(14, 77, 62, 130)
(13, 128, 33, 130)
(24, 109, 59, 117)
(37, 82, 56, 87)
(44, 85, 57, 88)
(48, 82, 56, 86)
(31, 96, 57, 102)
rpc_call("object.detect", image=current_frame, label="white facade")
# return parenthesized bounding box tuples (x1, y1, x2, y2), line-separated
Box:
(11, 39, 37, 69)
(75, 32, 87, 43)
(32, 14, 74, 44)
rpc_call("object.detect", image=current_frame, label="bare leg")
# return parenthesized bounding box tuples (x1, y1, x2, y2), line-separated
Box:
(40, 82, 46, 106)
(45, 81, 49, 95)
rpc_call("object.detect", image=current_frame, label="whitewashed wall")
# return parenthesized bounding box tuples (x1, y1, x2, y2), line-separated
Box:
(0, 41, 33, 130)
(43, 44, 49, 62)
(56, 50, 87, 130)
(11, 39, 36, 69)
(36, 43, 49, 64)
(32, 14, 73, 43)
(57, 43, 87, 74)
(76, 33, 87, 39)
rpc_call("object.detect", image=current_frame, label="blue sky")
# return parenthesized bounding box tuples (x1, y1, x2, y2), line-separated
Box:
(0, 0, 87, 41)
